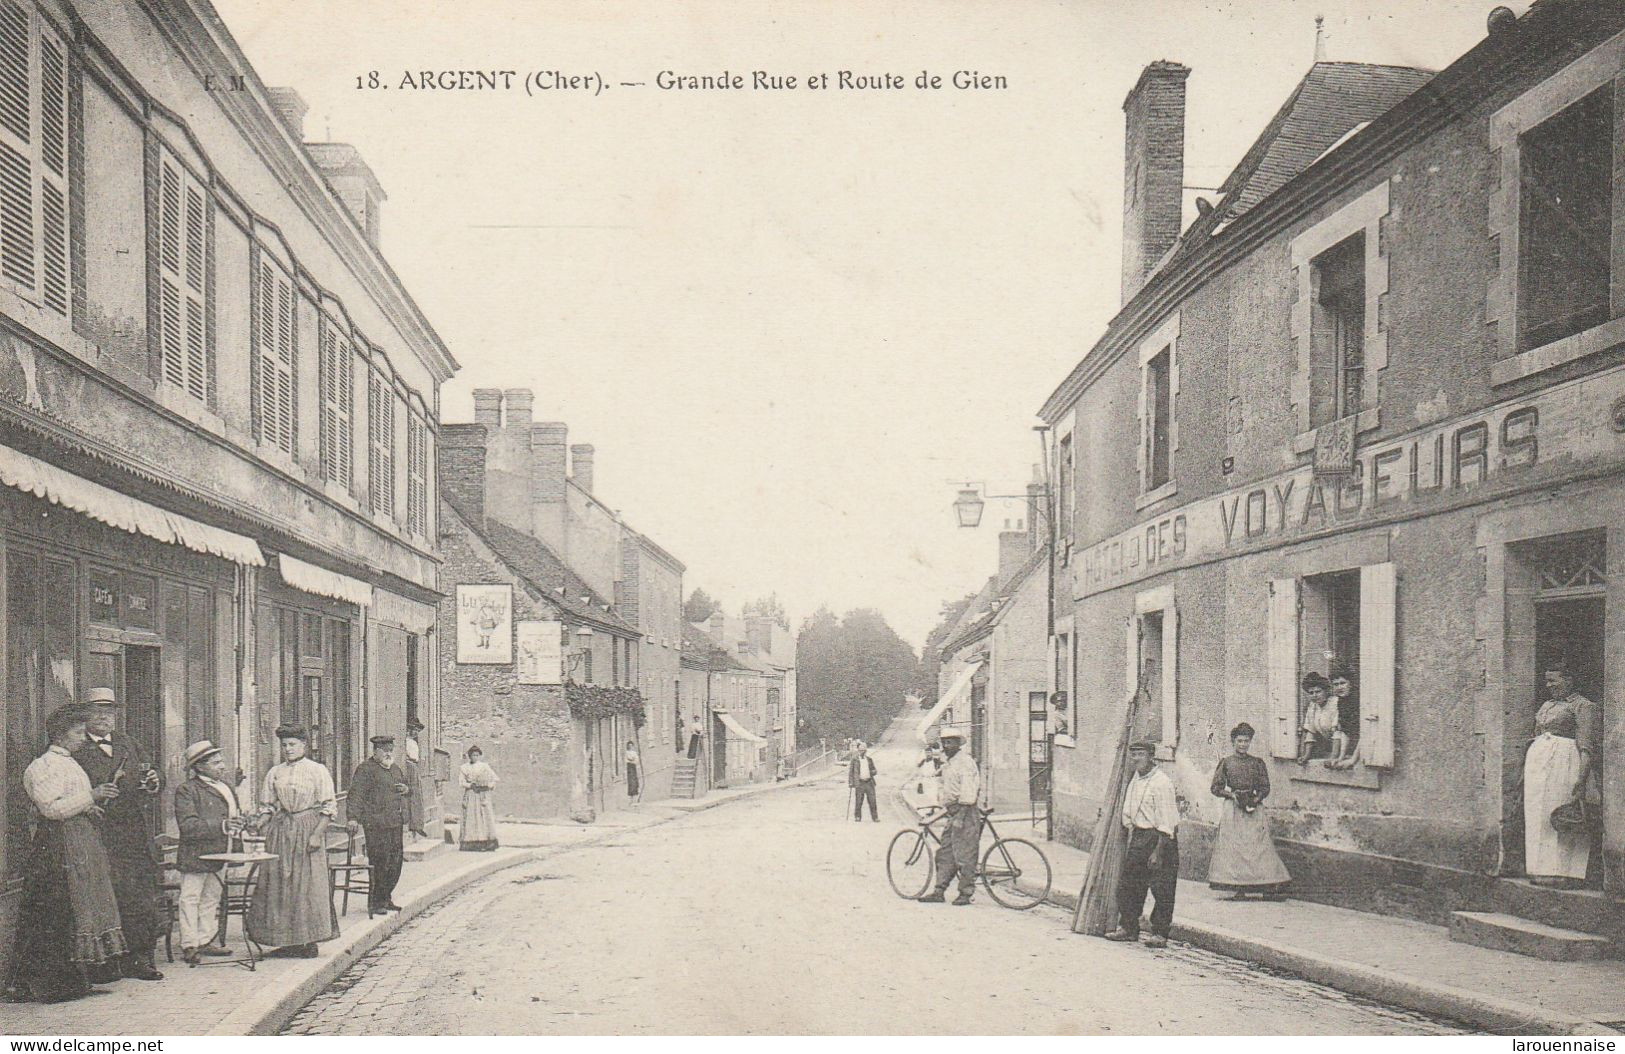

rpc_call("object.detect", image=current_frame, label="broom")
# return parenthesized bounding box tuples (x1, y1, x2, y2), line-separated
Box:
(1072, 682, 1148, 936)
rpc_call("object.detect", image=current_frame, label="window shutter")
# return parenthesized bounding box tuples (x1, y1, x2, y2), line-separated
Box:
(1124, 614, 1138, 697)
(0, 0, 31, 292)
(1267, 577, 1300, 758)
(36, 22, 62, 314)
(337, 338, 352, 487)
(277, 277, 294, 453)
(1359, 561, 1397, 767)
(182, 185, 206, 401)
(158, 160, 183, 388)
(319, 323, 336, 475)
(1161, 605, 1179, 750)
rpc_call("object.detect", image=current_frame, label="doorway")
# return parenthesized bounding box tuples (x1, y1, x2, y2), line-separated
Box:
(85, 642, 163, 839)
(1534, 595, 1606, 888)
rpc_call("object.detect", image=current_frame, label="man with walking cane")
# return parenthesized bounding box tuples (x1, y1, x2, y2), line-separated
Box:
(917, 728, 980, 906)
(848, 742, 878, 821)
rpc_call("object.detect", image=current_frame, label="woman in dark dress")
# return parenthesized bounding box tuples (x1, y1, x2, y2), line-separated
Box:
(1208, 722, 1291, 899)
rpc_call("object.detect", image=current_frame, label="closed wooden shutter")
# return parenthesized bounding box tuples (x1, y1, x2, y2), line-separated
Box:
(1359, 561, 1397, 767)
(318, 322, 354, 487)
(1267, 577, 1300, 758)
(1124, 614, 1138, 696)
(368, 370, 394, 517)
(1161, 605, 1179, 750)
(158, 159, 183, 388)
(407, 415, 426, 535)
(257, 259, 296, 453)
(0, 0, 31, 294)
(36, 23, 63, 313)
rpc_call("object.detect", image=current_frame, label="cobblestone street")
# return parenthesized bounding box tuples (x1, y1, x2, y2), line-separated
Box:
(285, 739, 1467, 1035)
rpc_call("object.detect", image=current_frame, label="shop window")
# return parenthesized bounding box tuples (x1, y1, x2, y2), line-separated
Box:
(4, 550, 75, 877)
(0, 0, 70, 317)
(1518, 87, 1613, 352)
(1267, 563, 1395, 767)
(1310, 233, 1365, 428)
(318, 320, 355, 489)
(1128, 591, 1178, 755)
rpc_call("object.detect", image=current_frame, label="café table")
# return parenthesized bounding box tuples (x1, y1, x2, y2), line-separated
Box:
(196, 850, 278, 971)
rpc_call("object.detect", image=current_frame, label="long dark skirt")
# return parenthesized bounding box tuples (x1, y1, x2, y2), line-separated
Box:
(687, 734, 702, 760)
(9, 818, 126, 1002)
(626, 763, 641, 799)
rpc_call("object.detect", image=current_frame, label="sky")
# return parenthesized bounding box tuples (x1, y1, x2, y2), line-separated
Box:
(208, 0, 1493, 647)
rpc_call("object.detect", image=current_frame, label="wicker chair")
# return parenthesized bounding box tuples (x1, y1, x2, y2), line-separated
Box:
(155, 834, 182, 964)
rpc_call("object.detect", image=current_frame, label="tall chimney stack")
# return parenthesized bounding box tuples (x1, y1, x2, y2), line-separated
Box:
(571, 444, 595, 494)
(531, 423, 569, 502)
(266, 87, 308, 140)
(472, 389, 502, 429)
(998, 529, 1033, 586)
(438, 424, 489, 530)
(306, 142, 387, 250)
(503, 388, 533, 430)
(1121, 61, 1189, 305)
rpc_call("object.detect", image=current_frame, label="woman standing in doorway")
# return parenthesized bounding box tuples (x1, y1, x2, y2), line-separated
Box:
(459, 746, 500, 852)
(687, 716, 704, 759)
(1208, 723, 1291, 899)
(1524, 660, 1599, 888)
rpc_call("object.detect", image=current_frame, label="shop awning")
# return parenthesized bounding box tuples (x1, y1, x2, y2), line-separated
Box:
(918, 661, 983, 742)
(715, 710, 767, 744)
(277, 554, 373, 607)
(0, 445, 264, 566)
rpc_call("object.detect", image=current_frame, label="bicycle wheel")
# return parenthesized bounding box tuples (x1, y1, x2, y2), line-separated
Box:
(886, 829, 934, 899)
(981, 837, 1051, 909)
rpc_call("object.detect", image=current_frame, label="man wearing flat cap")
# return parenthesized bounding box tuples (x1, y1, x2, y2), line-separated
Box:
(347, 735, 410, 913)
(1106, 741, 1182, 948)
(172, 741, 243, 964)
(918, 727, 982, 905)
(72, 686, 164, 981)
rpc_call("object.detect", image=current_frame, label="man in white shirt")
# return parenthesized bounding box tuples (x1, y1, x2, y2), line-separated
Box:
(918, 728, 981, 905)
(1106, 740, 1181, 947)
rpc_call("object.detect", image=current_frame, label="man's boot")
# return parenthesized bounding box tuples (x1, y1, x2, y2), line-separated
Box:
(952, 892, 974, 906)
(124, 951, 163, 981)
(1103, 928, 1139, 942)
(917, 889, 946, 903)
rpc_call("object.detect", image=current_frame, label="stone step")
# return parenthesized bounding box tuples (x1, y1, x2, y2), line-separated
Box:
(1449, 911, 1613, 961)
(1492, 878, 1625, 942)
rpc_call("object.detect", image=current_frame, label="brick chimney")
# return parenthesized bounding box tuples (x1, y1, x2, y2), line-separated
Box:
(306, 142, 387, 250)
(745, 615, 774, 657)
(571, 444, 595, 494)
(439, 424, 488, 530)
(998, 529, 1033, 586)
(266, 87, 309, 140)
(472, 388, 502, 428)
(707, 611, 726, 644)
(1121, 61, 1189, 305)
(531, 423, 569, 501)
(503, 388, 533, 429)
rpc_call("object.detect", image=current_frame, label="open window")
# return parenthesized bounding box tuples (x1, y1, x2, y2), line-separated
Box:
(1128, 590, 1178, 756)
(1517, 87, 1613, 352)
(1145, 347, 1172, 490)
(1267, 563, 1395, 767)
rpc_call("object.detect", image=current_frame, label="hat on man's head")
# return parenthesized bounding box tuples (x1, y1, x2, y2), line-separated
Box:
(274, 725, 309, 742)
(370, 735, 396, 747)
(406, 719, 425, 733)
(84, 686, 120, 707)
(938, 728, 967, 742)
(1128, 740, 1157, 754)
(184, 740, 222, 769)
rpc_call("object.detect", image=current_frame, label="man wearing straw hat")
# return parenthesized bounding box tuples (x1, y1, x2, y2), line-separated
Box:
(172, 740, 243, 965)
(917, 727, 981, 906)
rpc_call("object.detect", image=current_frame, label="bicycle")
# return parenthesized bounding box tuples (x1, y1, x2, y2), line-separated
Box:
(886, 803, 1052, 909)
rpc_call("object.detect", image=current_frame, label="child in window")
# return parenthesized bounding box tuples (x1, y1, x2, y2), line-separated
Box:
(1326, 668, 1361, 769)
(1296, 672, 1346, 764)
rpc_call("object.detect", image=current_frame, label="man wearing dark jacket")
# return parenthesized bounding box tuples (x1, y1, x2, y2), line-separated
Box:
(848, 742, 879, 822)
(173, 740, 242, 964)
(347, 735, 410, 913)
(72, 687, 163, 981)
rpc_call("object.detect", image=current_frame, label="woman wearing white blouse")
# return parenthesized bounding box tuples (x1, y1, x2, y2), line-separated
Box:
(8, 705, 126, 1003)
(245, 727, 338, 957)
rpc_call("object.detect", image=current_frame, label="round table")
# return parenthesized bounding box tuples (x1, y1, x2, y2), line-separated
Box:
(196, 851, 278, 970)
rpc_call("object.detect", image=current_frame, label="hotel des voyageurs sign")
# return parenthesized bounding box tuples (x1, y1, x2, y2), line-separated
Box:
(1072, 367, 1625, 600)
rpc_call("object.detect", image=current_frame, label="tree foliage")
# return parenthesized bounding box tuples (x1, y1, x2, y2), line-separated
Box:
(795, 607, 921, 748)
(916, 593, 979, 704)
(741, 592, 790, 630)
(684, 587, 722, 623)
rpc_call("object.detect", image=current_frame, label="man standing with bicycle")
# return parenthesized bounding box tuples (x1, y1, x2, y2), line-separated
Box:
(918, 728, 980, 906)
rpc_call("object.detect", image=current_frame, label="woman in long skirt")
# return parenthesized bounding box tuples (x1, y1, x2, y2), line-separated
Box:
(1208, 722, 1291, 899)
(1524, 664, 1598, 887)
(459, 746, 500, 851)
(625, 740, 643, 806)
(246, 727, 339, 957)
(8, 706, 127, 1003)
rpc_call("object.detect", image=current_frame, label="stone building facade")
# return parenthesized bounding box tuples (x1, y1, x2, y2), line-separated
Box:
(0, 0, 455, 973)
(1040, 0, 1625, 933)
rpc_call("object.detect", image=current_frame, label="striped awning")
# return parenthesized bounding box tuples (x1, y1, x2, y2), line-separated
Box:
(0, 445, 264, 566)
(918, 661, 983, 742)
(715, 710, 767, 744)
(277, 554, 373, 607)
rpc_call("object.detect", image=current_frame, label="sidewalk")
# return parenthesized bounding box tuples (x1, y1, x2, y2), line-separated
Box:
(1026, 834, 1625, 1035)
(2, 771, 826, 1037)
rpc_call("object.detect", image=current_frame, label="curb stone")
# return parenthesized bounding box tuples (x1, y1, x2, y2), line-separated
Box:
(215, 771, 827, 1036)
(1035, 879, 1620, 1036)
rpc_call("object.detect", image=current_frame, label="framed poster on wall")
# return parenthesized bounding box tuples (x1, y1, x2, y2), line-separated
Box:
(456, 584, 513, 664)
(516, 619, 563, 685)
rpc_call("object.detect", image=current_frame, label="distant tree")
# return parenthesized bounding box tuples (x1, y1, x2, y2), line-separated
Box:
(917, 592, 979, 702)
(684, 587, 721, 623)
(795, 607, 921, 748)
(742, 592, 790, 630)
